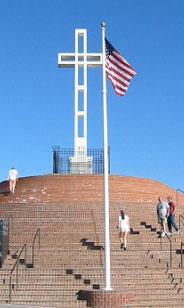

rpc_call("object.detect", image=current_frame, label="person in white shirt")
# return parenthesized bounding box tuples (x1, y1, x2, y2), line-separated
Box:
(118, 209, 130, 250)
(7, 167, 18, 194)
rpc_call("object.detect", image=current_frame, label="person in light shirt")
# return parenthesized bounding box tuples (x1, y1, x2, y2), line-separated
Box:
(156, 196, 169, 237)
(118, 209, 130, 250)
(7, 167, 18, 194)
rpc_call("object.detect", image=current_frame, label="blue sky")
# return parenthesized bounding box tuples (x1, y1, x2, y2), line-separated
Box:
(0, 0, 184, 190)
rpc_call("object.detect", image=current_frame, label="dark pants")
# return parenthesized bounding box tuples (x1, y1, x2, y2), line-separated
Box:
(167, 214, 179, 233)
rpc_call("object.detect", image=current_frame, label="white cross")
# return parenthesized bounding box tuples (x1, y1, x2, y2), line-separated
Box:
(58, 29, 102, 173)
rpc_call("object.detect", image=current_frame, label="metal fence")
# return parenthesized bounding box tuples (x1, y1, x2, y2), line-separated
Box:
(52, 146, 110, 175)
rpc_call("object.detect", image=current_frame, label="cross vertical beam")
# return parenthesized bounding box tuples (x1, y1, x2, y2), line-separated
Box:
(74, 30, 87, 155)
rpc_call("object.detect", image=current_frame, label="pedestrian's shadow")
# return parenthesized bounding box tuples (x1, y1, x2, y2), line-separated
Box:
(80, 238, 104, 250)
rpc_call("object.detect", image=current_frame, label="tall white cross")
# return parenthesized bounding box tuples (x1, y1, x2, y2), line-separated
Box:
(58, 29, 102, 173)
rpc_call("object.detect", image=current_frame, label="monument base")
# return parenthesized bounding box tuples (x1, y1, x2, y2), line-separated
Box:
(69, 155, 93, 174)
(77, 289, 134, 308)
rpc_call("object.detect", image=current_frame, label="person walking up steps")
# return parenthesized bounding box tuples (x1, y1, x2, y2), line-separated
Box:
(118, 209, 130, 250)
(7, 167, 18, 194)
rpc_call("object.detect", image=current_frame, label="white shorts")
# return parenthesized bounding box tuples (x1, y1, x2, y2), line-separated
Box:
(120, 226, 130, 233)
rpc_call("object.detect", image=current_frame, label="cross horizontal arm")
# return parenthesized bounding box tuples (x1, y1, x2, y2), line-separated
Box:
(58, 53, 102, 68)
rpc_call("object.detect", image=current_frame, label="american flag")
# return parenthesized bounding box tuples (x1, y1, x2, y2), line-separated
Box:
(105, 38, 136, 97)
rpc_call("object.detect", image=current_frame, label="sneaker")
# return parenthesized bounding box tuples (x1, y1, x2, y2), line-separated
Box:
(124, 247, 127, 250)
(177, 229, 180, 235)
(161, 232, 165, 237)
(120, 243, 124, 249)
(167, 232, 172, 236)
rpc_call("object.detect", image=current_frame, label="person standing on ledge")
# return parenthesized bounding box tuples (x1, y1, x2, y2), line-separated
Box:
(118, 209, 130, 250)
(167, 196, 180, 235)
(7, 167, 18, 194)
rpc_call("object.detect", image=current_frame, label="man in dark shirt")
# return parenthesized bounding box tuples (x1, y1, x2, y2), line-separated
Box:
(167, 196, 180, 235)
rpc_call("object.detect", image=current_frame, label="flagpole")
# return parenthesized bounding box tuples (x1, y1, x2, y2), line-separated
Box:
(101, 22, 112, 291)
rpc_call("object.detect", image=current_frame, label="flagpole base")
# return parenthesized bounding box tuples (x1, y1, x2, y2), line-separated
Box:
(76, 289, 134, 308)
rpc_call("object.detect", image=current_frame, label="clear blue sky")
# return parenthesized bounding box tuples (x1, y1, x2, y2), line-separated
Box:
(0, 0, 184, 190)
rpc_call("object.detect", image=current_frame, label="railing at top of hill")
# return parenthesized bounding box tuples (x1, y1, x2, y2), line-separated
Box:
(52, 146, 110, 174)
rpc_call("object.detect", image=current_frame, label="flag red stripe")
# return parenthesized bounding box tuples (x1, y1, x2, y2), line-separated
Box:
(106, 69, 128, 89)
(108, 56, 135, 79)
(106, 61, 131, 84)
(113, 51, 135, 73)
(106, 65, 131, 85)
(106, 68, 129, 89)
(108, 78, 126, 96)
(107, 75, 128, 92)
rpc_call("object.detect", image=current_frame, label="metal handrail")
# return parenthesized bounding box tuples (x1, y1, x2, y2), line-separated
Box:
(32, 228, 40, 267)
(179, 214, 184, 231)
(181, 242, 184, 268)
(165, 234, 173, 268)
(8, 228, 41, 302)
(9, 244, 27, 303)
(176, 188, 184, 207)
(8, 215, 13, 235)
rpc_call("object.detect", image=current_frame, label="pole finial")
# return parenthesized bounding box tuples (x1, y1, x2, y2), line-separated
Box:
(101, 22, 106, 28)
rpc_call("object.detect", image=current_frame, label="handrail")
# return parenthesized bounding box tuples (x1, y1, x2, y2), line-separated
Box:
(32, 228, 40, 267)
(159, 234, 163, 250)
(176, 188, 184, 207)
(9, 244, 27, 303)
(8, 215, 13, 235)
(181, 242, 184, 269)
(8, 228, 41, 302)
(165, 234, 173, 268)
(0, 217, 11, 266)
(181, 242, 184, 268)
(179, 214, 184, 231)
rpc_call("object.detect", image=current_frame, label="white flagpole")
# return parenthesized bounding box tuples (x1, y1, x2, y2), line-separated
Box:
(101, 22, 112, 291)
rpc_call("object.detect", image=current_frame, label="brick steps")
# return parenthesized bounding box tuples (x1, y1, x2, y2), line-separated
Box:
(0, 175, 184, 307)
(126, 300, 184, 308)
(5, 299, 87, 308)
